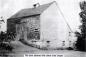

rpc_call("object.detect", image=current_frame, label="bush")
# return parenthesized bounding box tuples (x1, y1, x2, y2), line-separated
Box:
(0, 42, 13, 51)
(0, 31, 14, 51)
(75, 38, 86, 51)
(75, 31, 86, 51)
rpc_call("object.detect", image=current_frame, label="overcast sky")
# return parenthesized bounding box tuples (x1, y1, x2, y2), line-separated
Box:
(0, 0, 82, 32)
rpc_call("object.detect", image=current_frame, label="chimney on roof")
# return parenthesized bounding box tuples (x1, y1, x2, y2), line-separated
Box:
(33, 3, 40, 8)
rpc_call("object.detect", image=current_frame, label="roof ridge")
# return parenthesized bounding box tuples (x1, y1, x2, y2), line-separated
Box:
(8, 1, 56, 19)
(21, 1, 55, 10)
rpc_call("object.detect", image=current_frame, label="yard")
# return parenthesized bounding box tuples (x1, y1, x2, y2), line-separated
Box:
(0, 41, 86, 57)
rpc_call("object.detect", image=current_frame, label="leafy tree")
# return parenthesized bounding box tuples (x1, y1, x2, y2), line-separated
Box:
(75, 1, 86, 51)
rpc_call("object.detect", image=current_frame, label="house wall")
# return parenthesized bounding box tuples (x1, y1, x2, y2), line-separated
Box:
(40, 2, 70, 48)
(7, 19, 16, 33)
(16, 15, 40, 40)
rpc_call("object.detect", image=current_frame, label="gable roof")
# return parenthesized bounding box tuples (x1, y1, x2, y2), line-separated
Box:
(9, 1, 55, 19)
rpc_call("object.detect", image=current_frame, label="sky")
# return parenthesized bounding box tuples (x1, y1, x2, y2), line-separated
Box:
(0, 0, 82, 32)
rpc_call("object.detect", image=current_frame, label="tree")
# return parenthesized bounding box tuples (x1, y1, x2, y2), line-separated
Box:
(75, 1, 86, 51)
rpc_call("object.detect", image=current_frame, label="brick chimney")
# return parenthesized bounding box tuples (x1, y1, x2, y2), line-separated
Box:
(33, 3, 40, 8)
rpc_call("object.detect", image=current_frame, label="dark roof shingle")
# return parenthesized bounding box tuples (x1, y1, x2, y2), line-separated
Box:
(9, 1, 55, 19)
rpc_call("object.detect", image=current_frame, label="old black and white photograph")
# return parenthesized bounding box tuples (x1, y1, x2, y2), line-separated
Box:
(0, 0, 86, 57)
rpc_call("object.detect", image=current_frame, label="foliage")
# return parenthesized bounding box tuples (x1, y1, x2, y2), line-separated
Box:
(75, 1, 86, 51)
(75, 31, 86, 51)
(0, 31, 14, 51)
